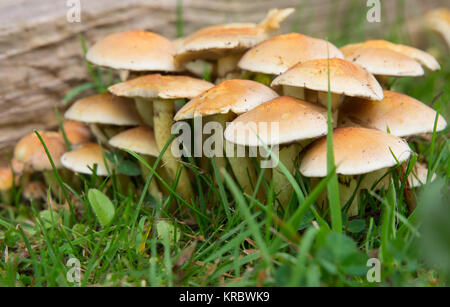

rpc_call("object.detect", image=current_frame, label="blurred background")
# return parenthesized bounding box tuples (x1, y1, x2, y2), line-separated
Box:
(0, 0, 449, 162)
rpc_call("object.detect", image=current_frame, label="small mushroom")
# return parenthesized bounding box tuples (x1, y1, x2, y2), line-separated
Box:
(175, 79, 279, 195)
(175, 8, 295, 81)
(424, 8, 450, 49)
(61, 143, 111, 176)
(300, 127, 412, 216)
(59, 120, 92, 148)
(271, 58, 384, 126)
(224, 96, 328, 206)
(64, 93, 142, 143)
(109, 74, 214, 200)
(0, 168, 13, 203)
(109, 126, 162, 199)
(407, 162, 436, 188)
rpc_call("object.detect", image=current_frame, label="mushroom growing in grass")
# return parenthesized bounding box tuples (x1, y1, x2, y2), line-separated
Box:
(109, 126, 162, 199)
(64, 93, 142, 143)
(407, 162, 437, 188)
(174, 79, 279, 195)
(14, 131, 67, 200)
(61, 143, 111, 177)
(341, 40, 440, 88)
(238, 33, 343, 91)
(0, 168, 13, 203)
(271, 58, 384, 126)
(86, 30, 179, 81)
(424, 8, 450, 49)
(175, 8, 295, 82)
(59, 121, 92, 148)
(224, 96, 328, 206)
(300, 127, 412, 216)
(108, 74, 214, 200)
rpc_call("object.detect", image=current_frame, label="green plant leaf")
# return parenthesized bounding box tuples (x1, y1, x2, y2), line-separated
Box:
(347, 219, 366, 233)
(88, 189, 115, 228)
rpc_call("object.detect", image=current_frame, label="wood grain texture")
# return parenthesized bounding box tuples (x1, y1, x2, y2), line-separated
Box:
(0, 0, 446, 162)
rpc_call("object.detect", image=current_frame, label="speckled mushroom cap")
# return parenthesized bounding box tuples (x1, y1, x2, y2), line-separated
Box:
(224, 96, 327, 147)
(341, 45, 425, 77)
(0, 168, 13, 191)
(339, 90, 447, 137)
(61, 143, 110, 176)
(108, 74, 214, 100)
(14, 131, 66, 171)
(408, 162, 436, 188)
(65, 93, 141, 126)
(174, 79, 279, 120)
(300, 127, 412, 177)
(271, 58, 384, 101)
(425, 8, 450, 48)
(238, 33, 344, 75)
(59, 121, 91, 146)
(109, 126, 159, 157)
(175, 8, 295, 64)
(341, 40, 440, 75)
(86, 30, 178, 72)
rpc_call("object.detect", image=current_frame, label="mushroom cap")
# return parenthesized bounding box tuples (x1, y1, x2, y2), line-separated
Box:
(340, 90, 448, 137)
(109, 126, 159, 157)
(14, 131, 66, 171)
(59, 121, 91, 146)
(0, 168, 13, 191)
(425, 8, 450, 48)
(174, 79, 279, 120)
(238, 33, 344, 75)
(108, 74, 214, 100)
(175, 8, 294, 64)
(23, 181, 47, 200)
(86, 30, 178, 72)
(271, 58, 384, 101)
(408, 162, 436, 188)
(224, 96, 328, 147)
(341, 40, 440, 74)
(64, 93, 141, 126)
(300, 127, 412, 177)
(61, 143, 110, 176)
(341, 45, 425, 77)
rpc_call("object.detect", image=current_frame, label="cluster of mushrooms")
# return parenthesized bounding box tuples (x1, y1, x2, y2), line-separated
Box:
(0, 8, 447, 217)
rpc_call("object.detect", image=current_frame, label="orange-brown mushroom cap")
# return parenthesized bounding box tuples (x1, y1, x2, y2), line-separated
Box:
(59, 121, 92, 146)
(174, 79, 279, 120)
(224, 96, 328, 147)
(86, 30, 178, 72)
(300, 127, 411, 177)
(0, 168, 13, 191)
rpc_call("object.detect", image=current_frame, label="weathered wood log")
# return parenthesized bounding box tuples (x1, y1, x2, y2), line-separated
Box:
(0, 0, 446, 164)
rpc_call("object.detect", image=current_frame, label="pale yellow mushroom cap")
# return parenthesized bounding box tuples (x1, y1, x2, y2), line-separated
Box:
(86, 30, 178, 72)
(108, 74, 214, 100)
(61, 143, 111, 176)
(224, 96, 328, 147)
(272, 58, 384, 101)
(239, 33, 344, 75)
(14, 131, 66, 171)
(300, 127, 411, 177)
(408, 162, 436, 188)
(340, 90, 447, 137)
(174, 79, 279, 120)
(109, 126, 159, 157)
(64, 93, 141, 126)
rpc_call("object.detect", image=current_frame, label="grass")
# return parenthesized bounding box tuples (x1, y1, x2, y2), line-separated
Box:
(0, 1, 449, 287)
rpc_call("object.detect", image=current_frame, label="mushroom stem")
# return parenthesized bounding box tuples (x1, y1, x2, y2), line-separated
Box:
(273, 144, 301, 206)
(135, 98, 154, 127)
(138, 155, 162, 199)
(282, 85, 305, 100)
(217, 54, 242, 78)
(153, 98, 192, 200)
(337, 175, 361, 217)
(89, 124, 109, 144)
(375, 75, 391, 89)
(317, 92, 342, 127)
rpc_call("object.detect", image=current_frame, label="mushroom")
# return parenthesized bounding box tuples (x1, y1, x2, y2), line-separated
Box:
(109, 126, 162, 199)
(14, 131, 67, 200)
(108, 74, 214, 200)
(0, 168, 13, 203)
(86, 30, 179, 80)
(407, 162, 436, 188)
(238, 32, 343, 92)
(174, 79, 279, 195)
(23, 181, 47, 202)
(224, 96, 328, 206)
(300, 127, 412, 216)
(339, 90, 448, 137)
(64, 93, 142, 143)
(175, 8, 295, 81)
(424, 8, 450, 50)
(341, 40, 440, 88)
(61, 143, 111, 176)
(59, 120, 92, 148)
(271, 58, 384, 126)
